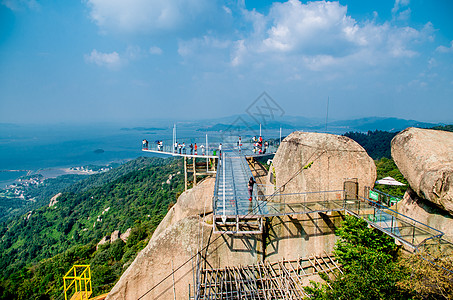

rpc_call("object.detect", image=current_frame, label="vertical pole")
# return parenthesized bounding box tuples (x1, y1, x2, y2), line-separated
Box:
(358, 195, 360, 214)
(325, 96, 329, 133)
(193, 157, 197, 186)
(184, 156, 187, 191)
(172, 260, 176, 300)
(222, 153, 226, 223)
(280, 127, 282, 145)
(64, 280, 67, 300)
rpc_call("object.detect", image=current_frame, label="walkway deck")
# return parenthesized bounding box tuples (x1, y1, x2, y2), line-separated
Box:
(213, 146, 265, 234)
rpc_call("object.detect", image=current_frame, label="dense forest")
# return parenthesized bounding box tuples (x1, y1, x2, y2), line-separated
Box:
(343, 130, 397, 160)
(343, 125, 453, 161)
(0, 157, 185, 299)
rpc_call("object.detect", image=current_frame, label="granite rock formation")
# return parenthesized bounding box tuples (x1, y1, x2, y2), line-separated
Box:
(268, 131, 376, 199)
(392, 127, 453, 214)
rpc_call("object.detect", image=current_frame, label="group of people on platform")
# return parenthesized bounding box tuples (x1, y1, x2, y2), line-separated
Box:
(173, 142, 219, 156)
(144, 135, 273, 156)
(251, 136, 269, 154)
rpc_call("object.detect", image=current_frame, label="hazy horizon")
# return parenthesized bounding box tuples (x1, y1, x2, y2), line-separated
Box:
(1, 113, 452, 128)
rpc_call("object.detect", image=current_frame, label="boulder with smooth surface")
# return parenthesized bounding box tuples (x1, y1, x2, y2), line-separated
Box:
(268, 131, 376, 199)
(391, 127, 453, 214)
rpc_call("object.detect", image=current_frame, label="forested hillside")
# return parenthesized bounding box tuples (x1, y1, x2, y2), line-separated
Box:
(0, 174, 86, 222)
(0, 157, 185, 299)
(343, 125, 452, 160)
(343, 130, 397, 160)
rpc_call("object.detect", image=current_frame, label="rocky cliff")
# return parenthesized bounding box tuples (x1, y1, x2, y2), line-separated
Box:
(392, 127, 453, 214)
(397, 187, 453, 242)
(106, 178, 262, 299)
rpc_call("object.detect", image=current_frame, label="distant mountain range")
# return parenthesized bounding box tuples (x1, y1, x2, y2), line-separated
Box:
(195, 115, 441, 134)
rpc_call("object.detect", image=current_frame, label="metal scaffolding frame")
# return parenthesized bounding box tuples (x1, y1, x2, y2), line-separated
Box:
(195, 252, 341, 300)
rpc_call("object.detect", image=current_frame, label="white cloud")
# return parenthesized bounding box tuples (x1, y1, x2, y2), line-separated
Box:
(149, 46, 163, 55)
(1, 0, 39, 11)
(392, 0, 410, 14)
(396, 8, 411, 21)
(436, 41, 453, 53)
(84, 0, 220, 34)
(228, 0, 430, 70)
(84, 46, 152, 68)
(261, 1, 358, 53)
(84, 50, 122, 69)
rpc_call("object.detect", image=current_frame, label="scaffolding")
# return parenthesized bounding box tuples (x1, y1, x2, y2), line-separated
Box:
(195, 252, 341, 299)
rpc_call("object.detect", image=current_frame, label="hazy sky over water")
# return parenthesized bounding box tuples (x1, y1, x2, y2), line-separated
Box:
(0, 0, 452, 124)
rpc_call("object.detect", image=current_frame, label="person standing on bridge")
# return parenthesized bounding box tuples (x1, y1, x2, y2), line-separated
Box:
(219, 143, 222, 157)
(248, 177, 256, 201)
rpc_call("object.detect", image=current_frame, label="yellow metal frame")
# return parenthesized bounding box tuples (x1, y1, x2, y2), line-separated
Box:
(63, 265, 92, 300)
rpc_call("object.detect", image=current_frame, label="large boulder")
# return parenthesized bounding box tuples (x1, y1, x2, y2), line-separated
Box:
(268, 132, 376, 199)
(397, 187, 453, 242)
(391, 127, 453, 214)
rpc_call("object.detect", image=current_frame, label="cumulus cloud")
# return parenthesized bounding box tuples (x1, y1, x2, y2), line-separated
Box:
(436, 41, 453, 53)
(84, 0, 221, 34)
(228, 0, 431, 70)
(84, 50, 122, 69)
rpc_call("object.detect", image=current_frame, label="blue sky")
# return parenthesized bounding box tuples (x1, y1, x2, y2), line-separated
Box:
(0, 0, 452, 124)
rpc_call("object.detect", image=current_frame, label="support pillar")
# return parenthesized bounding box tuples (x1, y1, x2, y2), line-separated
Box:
(193, 157, 197, 186)
(184, 156, 187, 191)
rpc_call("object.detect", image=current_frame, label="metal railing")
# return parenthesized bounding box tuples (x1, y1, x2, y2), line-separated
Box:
(346, 195, 444, 250)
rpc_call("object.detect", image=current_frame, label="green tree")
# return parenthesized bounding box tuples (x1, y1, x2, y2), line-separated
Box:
(304, 216, 413, 300)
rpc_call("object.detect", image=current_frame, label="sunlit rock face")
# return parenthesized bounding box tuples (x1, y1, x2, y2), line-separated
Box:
(268, 131, 376, 199)
(397, 187, 453, 242)
(392, 127, 453, 215)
